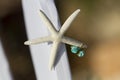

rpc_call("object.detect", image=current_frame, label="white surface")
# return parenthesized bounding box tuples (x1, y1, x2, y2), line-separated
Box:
(22, 0, 71, 80)
(0, 41, 12, 80)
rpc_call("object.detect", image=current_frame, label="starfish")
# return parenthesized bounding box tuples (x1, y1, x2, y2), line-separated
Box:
(24, 9, 87, 70)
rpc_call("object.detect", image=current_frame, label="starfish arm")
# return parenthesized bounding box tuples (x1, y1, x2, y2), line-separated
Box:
(59, 9, 80, 36)
(49, 41, 60, 70)
(24, 36, 52, 45)
(62, 36, 87, 48)
(38, 10, 57, 35)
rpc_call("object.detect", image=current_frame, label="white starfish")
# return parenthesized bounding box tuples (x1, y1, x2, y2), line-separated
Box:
(24, 9, 87, 70)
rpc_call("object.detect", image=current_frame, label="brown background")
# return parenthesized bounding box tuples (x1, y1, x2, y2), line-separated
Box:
(0, 0, 120, 80)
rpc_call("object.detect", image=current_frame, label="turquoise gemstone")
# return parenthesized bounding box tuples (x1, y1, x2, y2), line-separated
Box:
(77, 51, 84, 57)
(71, 46, 80, 54)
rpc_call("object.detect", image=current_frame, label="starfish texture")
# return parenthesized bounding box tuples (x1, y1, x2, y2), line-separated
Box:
(24, 9, 87, 70)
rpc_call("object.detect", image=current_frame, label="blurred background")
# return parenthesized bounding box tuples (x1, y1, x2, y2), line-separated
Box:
(56, 0, 120, 80)
(0, 0, 36, 80)
(0, 0, 120, 80)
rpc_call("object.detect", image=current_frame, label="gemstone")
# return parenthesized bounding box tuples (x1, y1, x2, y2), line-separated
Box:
(71, 46, 80, 54)
(77, 51, 84, 57)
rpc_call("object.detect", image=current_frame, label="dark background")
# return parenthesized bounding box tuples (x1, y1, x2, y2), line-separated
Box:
(0, 0, 36, 80)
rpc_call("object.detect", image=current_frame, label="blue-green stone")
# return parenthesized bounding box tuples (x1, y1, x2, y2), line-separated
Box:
(71, 46, 80, 54)
(71, 48, 78, 54)
(77, 51, 84, 57)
